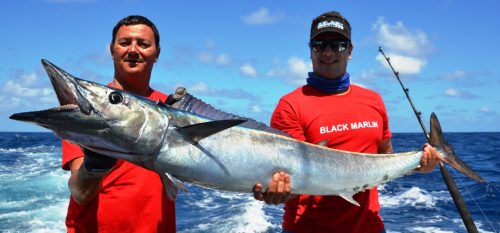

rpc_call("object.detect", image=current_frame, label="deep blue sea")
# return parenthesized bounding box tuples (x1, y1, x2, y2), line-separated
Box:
(0, 132, 499, 233)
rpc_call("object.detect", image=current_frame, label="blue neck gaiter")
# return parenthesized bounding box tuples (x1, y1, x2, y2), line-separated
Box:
(306, 72, 350, 93)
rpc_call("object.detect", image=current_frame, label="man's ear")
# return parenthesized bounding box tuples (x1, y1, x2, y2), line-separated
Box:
(109, 43, 114, 56)
(155, 47, 161, 62)
(348, 44, 354, 60)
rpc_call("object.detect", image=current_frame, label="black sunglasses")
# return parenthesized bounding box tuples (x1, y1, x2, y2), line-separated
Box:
(309, 40, 350, 52)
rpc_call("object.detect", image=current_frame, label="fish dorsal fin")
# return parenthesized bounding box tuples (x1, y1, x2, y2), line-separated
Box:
(171, 92, 288, 136)
(317, 139, 328, 147)
(160, 172, 188, 201)
(176, 119, 246, 143)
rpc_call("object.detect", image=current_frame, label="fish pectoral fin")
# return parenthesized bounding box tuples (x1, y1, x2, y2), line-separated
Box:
(339, 193, 360, 206)
(175, 120, 241, 176)
(193, 144, 231, 176)
(160, 172, 188, 201)
(176, 119, 247, 143)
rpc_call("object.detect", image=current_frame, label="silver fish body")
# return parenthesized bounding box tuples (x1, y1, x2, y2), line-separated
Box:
(10, 60, 485, 203)
(158, 109, 423, 197)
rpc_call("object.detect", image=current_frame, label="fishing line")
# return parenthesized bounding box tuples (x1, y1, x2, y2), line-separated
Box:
(378, 47, 487, 233)
(449, 165, 498, 232)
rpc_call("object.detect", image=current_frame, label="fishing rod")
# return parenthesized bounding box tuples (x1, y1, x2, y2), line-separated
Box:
(378, 47, 479, 233)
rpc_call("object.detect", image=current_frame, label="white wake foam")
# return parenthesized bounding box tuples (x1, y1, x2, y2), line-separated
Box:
(379, 186, 450, 208)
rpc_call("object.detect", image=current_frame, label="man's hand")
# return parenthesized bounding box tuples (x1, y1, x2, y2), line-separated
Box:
(253, 171, 292, 205)
(415, 143, 442, 173)
(82, 148, 117, 177)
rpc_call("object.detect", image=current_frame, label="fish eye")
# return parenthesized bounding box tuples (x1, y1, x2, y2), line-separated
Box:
(109, 91, 123, 104)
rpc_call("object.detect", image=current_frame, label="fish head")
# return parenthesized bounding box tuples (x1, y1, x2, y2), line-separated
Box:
(10, 59, 169, 161)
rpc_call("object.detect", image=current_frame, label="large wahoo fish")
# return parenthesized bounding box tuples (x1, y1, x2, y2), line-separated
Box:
(10, 60, 485, 205)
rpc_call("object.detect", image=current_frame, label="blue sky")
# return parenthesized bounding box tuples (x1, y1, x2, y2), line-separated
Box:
(1, 0, 499, 132)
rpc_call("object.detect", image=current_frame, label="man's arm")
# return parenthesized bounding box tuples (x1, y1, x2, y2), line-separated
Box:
(378, 139, 393, 154)
(68, 157, 103, 205)
(67, 149, 116, 205)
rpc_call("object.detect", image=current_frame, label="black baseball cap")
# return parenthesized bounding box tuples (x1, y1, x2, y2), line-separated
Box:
(310, 11, 351, 41)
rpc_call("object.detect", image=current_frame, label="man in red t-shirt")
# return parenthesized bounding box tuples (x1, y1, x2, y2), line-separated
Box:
(62, 15, 175, 232)
(253, 11, 441, 233)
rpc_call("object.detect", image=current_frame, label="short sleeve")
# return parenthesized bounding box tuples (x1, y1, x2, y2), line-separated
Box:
(61, 140, 84, 170)
(270, 98, 306, 141)
(379, 97, 392, 140)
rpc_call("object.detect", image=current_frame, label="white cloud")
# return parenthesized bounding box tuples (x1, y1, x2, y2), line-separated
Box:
(442, 70, 467, 80)
(266, 68, 285, 77)
(198, 52, 231, 66)
(197, 40, 231, 66)
(351, 70, 377, 87)
(443, 88, 478, 99)
(240, 63, 257, 77)
(1, 96, 22, 108)
(288, 57, 310, 79)
(480, 106, 491, 113)
(445, 88, 460, 97)
(0, 72, 57, 110)
(373, 17, 430, 75)
(21, 72, 38, 85)
(189, 82, 210, 93)
(184, 82, 260, 102)
(249, 104, 262, 113)
(267, 56, 311, 85)
(216, 54, 231, 66)
(242, 7, 281, 25)
(376, 53, 427, 75)
(373, 17, 430, 57)
(439, 69, 487, 88)
(1, 72, 54, 98)
(4, 80, 39, 97)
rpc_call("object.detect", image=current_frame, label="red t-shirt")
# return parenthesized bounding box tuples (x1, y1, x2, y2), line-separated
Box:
(271, 85, 392, 233)
(62, 89, 175, 233)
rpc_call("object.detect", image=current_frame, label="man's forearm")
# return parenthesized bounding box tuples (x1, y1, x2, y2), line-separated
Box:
(68, 159, 104, 205)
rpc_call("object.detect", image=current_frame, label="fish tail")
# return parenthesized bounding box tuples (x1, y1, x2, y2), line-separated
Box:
(429, 112, 485, 182)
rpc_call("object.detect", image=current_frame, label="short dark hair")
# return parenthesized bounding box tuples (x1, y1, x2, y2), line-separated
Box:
(111, 15, 160, 48)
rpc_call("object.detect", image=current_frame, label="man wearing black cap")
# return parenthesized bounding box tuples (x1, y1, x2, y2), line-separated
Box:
(253, 11, 440, 233)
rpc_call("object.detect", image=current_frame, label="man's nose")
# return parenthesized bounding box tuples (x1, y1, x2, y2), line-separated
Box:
(321, 45, 336, 54)
(127, 43, 139, 59)
(129, 42, 138, 51)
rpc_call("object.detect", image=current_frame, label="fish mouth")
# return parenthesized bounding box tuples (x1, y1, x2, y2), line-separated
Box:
(9, 104, 108, 131)
(41, 59, 95, 115)
(9, 60, 98, 127)
(10, 105, 78, 121)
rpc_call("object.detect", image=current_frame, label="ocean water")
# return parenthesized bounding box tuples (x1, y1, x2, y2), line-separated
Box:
(0, 132, 499, 233)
